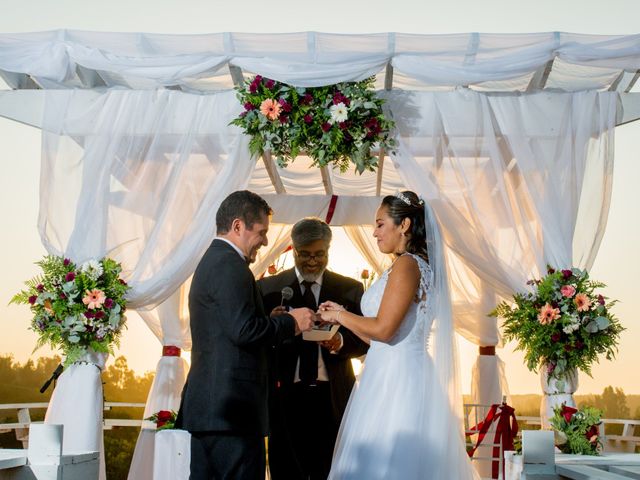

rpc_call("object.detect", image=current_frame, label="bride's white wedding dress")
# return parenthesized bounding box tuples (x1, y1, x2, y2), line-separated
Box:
(329, 254, 479, 480)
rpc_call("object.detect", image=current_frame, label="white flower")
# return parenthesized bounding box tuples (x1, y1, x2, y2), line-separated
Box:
(80, 259, 103, 281)
(329, 102, 348, 123)
(563, 322, 580, 334)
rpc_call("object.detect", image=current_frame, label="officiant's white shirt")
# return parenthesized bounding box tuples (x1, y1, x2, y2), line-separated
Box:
(294, 268, 330, 383)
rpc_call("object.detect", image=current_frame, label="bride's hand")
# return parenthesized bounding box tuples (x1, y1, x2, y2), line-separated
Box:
(317, 301, 346, 324)
(318, 300, 345, 313)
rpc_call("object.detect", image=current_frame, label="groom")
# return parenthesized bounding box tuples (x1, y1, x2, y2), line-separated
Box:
(259, 217, 369, 480)
(176, 190, 316, 480)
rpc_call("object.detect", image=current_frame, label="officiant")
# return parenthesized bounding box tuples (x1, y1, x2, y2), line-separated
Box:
(259, 217, 369, 480)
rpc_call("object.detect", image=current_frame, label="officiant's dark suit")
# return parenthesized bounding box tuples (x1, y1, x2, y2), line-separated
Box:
(259, 218, 369, 480)
(176, 191, 315, 480)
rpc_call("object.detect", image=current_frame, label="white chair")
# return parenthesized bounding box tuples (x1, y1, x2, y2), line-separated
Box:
(464, 403, 506, 480)
(0, 424, 98, 480)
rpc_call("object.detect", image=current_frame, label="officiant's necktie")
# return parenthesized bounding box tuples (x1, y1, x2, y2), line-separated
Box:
(299, 280, 319, 385)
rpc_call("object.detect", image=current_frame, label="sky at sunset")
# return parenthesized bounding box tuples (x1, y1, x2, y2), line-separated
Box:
(0, 0, 638, 395)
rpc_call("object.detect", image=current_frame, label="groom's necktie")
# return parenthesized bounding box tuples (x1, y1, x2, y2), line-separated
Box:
(299, 280, 319, 385)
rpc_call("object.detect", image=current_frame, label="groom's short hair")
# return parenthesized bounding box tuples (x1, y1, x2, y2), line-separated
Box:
(291, 217, 332, 248)
(216, 190, 272, 234)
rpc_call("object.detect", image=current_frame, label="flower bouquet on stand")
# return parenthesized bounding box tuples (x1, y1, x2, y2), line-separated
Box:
(551, 404, 602, 455)
(11, 255, 130, 365)
(11, 254, 130, 477)
(231, 75, 396, 174)
(491, 267, 623, 427)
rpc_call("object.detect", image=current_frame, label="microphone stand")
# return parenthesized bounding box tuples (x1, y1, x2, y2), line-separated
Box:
(40, 364, 64, 394)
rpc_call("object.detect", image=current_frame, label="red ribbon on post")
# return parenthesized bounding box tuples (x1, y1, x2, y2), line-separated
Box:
(162, 345, 181, 357)
(466, 402, 518, 480)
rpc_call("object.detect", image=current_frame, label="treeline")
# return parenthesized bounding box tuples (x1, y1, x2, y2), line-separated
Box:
(0, 354, 154, 480)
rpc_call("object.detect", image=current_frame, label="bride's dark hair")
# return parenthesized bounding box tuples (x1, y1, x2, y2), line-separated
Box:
(381, 191, 429, 263)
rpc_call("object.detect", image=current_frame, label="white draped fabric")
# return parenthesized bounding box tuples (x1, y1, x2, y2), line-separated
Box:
(390, 89, 617, 403)
(128, 289, 190, 480)
(1, 31, 639, 91)
(44, 350, 107, 480)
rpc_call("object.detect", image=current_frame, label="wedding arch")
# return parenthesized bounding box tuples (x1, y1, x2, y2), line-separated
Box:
(1, 30, 640, 479)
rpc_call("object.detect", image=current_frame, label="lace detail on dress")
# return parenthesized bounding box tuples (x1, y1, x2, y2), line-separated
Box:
(360, 253, 435, 348)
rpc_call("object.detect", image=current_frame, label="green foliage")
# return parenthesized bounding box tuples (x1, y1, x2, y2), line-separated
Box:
(491, 267, 624, 380)
(550, 403, 602, 455)
(10, 255, 130, 366)
(230, 75, 397, 174)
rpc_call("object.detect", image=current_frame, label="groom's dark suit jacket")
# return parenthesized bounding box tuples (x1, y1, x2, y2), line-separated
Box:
(177, 239, 296, 436)
(259, 268, 368, 422)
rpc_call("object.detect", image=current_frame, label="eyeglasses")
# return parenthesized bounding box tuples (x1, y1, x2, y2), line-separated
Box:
(295, 250, 327, 261)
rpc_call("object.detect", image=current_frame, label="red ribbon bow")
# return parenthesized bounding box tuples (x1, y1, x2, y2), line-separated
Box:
(466, 402, 519, 480)
(162, 345, 181, 357)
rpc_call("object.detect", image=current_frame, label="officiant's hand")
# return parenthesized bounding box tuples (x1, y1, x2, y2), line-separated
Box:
(289, 307, 316, 335)
(270, 305, 287, 318)
(320, 332, 343, 353)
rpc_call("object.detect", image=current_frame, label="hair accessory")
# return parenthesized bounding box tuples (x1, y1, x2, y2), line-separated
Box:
(395, 192, 412, 206)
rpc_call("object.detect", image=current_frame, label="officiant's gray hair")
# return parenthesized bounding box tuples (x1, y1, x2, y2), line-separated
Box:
(291, 217, 332, 248)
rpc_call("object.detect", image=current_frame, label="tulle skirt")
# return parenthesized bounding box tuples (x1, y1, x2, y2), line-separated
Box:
(329, 343, 478, 480)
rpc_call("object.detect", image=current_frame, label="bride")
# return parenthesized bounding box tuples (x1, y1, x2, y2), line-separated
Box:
(318, 191, 479, 480)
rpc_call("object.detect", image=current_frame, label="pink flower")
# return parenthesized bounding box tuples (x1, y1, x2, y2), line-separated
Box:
(83, 289, 106, 309)
(538, 303, 561, 325)
(560, 285, 576, 298)
(574, 293, 591, 312)
(259, 99, 282, 121)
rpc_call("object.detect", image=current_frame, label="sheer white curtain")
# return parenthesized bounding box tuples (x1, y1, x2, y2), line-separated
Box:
(37, 88, 255, 471)
(128, 287, 191, 480)
(389, 89, 617, 404)
(343, 225, 391, 276)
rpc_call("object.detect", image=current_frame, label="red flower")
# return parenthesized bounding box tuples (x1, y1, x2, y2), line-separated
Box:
(300, 93, 314, 105)
(551, 333, 561, 342)
(561, 405, 578, 423)
(562, 269, 573, 279)
(585, 425, 599, 443)
(278, 98, 292, 113)
(303, 114, 313, 124)
(28, 295, 37, 305)
(104, 298, 114, 309)
(157, 410, 172, 422)
(279, 115, 289, 124)
(361, 269, 370, 280)
(267, 264, 278, 275)
(244, 102, 255, 111)
(265, 79, 275, 90)
(63, 258, 71, 266)
(65, 272, 76, 282)
(321, 122, 332, 132)
(36, 284, 44, 292)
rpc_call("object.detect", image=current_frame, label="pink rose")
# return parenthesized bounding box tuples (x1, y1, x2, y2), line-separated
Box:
(560, 285, 576, 298)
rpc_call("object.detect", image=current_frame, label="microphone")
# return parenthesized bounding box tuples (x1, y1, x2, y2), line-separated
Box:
(40, 363, 64, 394)
(280, 286, 294, 307)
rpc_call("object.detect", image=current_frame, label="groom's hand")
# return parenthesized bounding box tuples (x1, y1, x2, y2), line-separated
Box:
(270, 305, 287, 318)
(289, 307, 316, 335)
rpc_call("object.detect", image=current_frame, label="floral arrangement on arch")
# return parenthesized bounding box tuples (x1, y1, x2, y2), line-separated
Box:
(145, 410, 178, 430)
(11, 255, 130, 366)
(491, 267, 623, 381)
(551, 403, 602, 455)
(230, 75, 396, 174)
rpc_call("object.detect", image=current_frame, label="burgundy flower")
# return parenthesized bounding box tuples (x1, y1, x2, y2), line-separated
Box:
(561, 405, 578, 423)
(562, 269, 573, 279)
(333, 92, 350, 106)
(321, 122, 332, 132)
(65, 272, 75, 282)
(119, 279, 128, 285)
(585, 425, 599, 443)
(575, 340, 584, 349)
(597, 294, 605, 306)
(84, 311, 95, 319)
(254, 75, 263, 84)
(244, 102, 255, 111)
(59, 293, 66, 300)
(546, 362, 556, 375)
(551, 333, 561, 342)
(63, 258, 70, 266)
(104, 298, 114, 309)
(94, 311, 105, 319)
(249, 83, 258, 94)
(365, 117, 382, 134)
(564, 344, 573, 352)
(344, 132, 353, 143)
(303, 114, 313, 124)
(28, 295, 37, 305)
(85, 325, 94, 333)
(547, 267, 556, 274)
(338, 121, 348, 130)
(238, 111, 247, 118)
(300, 93, 313, 105)
(279, 115, 289, 124)
(36, 284, 44, 292)
(265, 79, 275, 90)
(277, 98, 291, 113)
